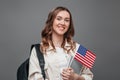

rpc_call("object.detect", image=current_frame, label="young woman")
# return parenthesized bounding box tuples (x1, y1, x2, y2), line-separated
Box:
(28, 6, 93, 80)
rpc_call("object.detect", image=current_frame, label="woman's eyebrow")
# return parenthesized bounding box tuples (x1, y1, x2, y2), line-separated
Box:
(56, 16, 70, 19)
(56, 16, 62, 18)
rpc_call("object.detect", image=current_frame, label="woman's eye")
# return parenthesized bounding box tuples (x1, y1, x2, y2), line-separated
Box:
(56, 17, 61, 20)
(65, 19, 70, 22)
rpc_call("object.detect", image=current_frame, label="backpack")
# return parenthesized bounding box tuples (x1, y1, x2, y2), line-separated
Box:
(17, 44, 46, 80)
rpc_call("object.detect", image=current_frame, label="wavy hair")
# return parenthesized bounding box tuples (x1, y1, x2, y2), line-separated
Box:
(41, 6, 76, 53)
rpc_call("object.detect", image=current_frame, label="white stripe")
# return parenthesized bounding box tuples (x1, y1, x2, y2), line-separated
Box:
(75, 54, 92, 68)
(75, 56, 91, 68)
(87, 51, 96, 58)
(85, 53, 96, 63)
(77, 53, 94, 65)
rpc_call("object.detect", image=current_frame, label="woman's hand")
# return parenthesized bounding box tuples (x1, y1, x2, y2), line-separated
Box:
(61, 67, 74, 80)
(61, 67, 85, 80)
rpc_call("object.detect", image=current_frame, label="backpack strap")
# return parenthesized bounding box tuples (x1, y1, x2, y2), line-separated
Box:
(31, 44, 46, 79)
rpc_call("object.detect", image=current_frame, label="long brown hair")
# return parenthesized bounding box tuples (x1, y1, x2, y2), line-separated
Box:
(41, 6, 76, 53)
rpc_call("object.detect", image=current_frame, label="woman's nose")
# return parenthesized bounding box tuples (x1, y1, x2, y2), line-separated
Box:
(60, 20, 65, 25)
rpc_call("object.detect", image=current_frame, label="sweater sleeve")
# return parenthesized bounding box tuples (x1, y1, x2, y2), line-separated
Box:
(28, 47, 44, 80)
(80, 66, 93, 80)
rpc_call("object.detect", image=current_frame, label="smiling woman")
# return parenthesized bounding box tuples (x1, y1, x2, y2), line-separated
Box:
(28, 6, 93, 80)
(52, 11, 70, 36)
(52, 10, 70, 47)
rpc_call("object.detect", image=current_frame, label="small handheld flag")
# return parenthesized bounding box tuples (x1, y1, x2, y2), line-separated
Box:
(74, 45, 96, 68)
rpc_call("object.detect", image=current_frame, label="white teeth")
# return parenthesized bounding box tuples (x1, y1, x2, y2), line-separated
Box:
(59, 26, 65, 29)
(59, 26, 65, 30)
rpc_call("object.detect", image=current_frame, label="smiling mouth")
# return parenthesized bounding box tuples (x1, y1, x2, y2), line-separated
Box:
(58, 25, 65, 30)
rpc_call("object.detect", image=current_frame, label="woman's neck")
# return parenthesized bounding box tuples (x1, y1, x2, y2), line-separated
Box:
(52, 33, 64, 47)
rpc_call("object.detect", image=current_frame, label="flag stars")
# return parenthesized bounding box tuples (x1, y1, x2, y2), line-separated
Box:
(77, 45, 87, 56)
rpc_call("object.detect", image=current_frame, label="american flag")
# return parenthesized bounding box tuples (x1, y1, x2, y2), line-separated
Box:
(74, 45, 96, 68)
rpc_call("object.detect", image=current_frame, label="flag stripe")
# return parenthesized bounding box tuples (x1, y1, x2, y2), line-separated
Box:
(85, 55, 94, 63)
(74, 54, 92, 68)
(86, 52, 96, 62)
(74, 55, 91, 68)
(77, 52, 94, 65)
(76, 53, 93, 65)
(85, 53, 95, 62)
(75, 53, 92, 68)
(74, 57, 91, 68)
(87, 51, 96, 59)
(87, 50, 96, 56)
(74, 45, 96, 68)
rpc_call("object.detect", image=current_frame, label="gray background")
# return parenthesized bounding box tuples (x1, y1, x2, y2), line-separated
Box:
(0, 0, 120, 80)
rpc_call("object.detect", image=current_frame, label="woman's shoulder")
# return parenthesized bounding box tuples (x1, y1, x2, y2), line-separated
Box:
(75, 42, 80, 49)
(30, 46, 37, 57)
(70, 42, 80, 55)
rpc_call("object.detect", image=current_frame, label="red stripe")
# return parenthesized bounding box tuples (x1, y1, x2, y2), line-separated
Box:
(76, 53, 93, 66)
(87, 51, 96, 59)
(75, 54, 92, 68)
(77, 53, 93, 65)
(74, 52, 96, 68)
(87, 50, 96, 58)
(86, 52, 96, 62)
(74, 55, 91, 68)
(74, 56, 91, 68)
(86, 51, 96, 60)
(85, 53, 95, 63)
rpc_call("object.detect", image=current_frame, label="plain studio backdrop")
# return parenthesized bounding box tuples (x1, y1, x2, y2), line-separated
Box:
(0, 0, 120, 80)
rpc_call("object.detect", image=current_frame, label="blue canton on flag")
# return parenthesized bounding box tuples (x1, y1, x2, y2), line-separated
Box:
(74, 45, 96, 68)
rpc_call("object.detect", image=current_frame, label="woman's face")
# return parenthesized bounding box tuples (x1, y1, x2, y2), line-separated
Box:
(52, 10, 70, 36)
